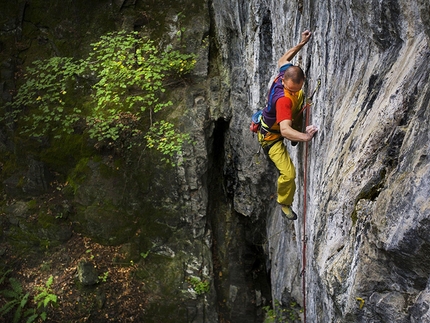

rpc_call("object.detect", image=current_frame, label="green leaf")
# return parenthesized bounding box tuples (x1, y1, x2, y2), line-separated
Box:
(0, 270, 12, 284)
(13, 305, 23, 323)
(20, 293, 29, 308)
(0, 299, 19, 315)
(40, 311, 47, 321)
(46, 275, 54, 288)
(26, 313, 39, 323)
(1, 290, 19, 298)
(9, 278, 22, 295)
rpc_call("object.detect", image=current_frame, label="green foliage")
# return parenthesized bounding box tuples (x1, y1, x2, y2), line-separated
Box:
(0, 275, 31, 323)
(145, 120, 190, 166)
(0, 273, 57, 323)
(2, 30, 196, 163)
(140, 250, 150, 259)
(84, 249, 97, 261)
(263, 305, 276, 323)
(262, 300, 301, 323)
(98, 271, 109, 283)
(0, 270, 12, 285)
(34, 275, 57, 312)
(187, 276, 210, 295)
(4, 57, 84, 140)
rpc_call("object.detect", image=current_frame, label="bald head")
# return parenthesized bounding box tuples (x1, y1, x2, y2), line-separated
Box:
(284, 66, 305, 84)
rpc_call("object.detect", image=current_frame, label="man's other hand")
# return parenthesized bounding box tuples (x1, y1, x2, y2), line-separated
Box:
(301, 30, 312, 44)
(305, 125, 318, 141)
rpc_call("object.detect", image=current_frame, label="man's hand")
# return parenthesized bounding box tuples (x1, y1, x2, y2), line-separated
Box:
(279, 120, 318, 142)
(278, 30, 313, 67)
(301, 30, 312, 45)
(305, 125, 318, 141)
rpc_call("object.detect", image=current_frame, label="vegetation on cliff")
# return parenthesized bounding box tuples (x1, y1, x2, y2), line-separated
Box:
(1, 22, 202, 323)
(2, 30, 196, 164)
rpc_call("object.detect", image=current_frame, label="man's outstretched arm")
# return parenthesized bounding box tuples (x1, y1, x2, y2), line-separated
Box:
(278, 30, 312, 68)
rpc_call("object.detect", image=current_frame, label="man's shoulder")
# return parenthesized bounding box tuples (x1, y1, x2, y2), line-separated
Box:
(276, 96, 293, 109)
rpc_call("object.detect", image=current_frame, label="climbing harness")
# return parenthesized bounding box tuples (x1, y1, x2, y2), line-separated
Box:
(301, 79, 320, 323)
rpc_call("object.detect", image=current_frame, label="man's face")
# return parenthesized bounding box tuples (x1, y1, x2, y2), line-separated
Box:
(282, 78, 303, 95)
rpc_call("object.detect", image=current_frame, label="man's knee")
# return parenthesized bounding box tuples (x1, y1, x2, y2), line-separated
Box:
(279, 167, 296, 180)
(279, 173, 295, 184)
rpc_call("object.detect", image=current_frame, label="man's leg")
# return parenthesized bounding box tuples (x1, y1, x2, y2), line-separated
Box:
(268, 140, 296, 206)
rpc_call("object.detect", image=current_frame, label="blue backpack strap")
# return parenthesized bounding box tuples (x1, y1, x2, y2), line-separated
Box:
(279, 63, 293, 73)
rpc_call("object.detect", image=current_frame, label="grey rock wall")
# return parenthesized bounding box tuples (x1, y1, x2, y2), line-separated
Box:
(211, 0, 430, 321)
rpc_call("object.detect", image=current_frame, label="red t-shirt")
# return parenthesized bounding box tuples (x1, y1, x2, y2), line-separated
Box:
(276, 96, 293, 124)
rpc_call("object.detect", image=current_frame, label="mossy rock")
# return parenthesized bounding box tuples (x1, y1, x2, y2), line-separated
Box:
(74, 204, 136, 246)
(37, 212, 72, 243)
(135, 253, 188, 322)
(2, 200, 72, 250)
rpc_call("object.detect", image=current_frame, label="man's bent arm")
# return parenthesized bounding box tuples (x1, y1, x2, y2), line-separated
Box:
(279, 120, 317, 142)
(278, 30, 312, 68)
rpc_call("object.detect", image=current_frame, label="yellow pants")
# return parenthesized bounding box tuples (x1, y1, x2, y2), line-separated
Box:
(267, 140, 296, 206)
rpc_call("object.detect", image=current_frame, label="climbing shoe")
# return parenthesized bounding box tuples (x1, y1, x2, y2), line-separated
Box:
(281, 205, 298, 221)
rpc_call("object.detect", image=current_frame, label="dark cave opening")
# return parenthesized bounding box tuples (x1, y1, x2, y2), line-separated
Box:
(207, 118, 271, 323)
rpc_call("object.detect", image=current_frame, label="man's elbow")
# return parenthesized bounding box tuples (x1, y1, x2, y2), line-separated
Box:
(279, 121, 293, 138)
(280, 128, 293, 140)
(278, 58, 290, 68)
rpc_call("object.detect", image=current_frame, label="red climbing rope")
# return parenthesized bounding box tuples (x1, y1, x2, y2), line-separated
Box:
(302, 102, 310, 323)
(301, 79, 320, 323)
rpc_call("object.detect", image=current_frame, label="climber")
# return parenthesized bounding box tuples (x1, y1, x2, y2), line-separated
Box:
(258, 30, 318, 221)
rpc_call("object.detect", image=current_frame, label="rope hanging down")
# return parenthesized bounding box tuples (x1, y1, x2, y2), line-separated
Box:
(301, 79, 320, 323)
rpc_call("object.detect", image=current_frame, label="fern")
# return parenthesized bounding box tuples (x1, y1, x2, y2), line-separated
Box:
(0, 270, 12, 285)
(34, 275, 57, 311)
(0, 298, 19, 316)
(0, 274, 57, 323)
(9, 278, 23, 295)
(26, 312, 39, 323)
(0, 277, 30, 323)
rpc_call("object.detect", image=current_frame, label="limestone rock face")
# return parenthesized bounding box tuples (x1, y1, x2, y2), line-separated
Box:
(211, 0, 430, 321)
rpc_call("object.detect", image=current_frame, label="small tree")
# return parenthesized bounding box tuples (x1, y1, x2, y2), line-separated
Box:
(2, 31, 196, 164)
